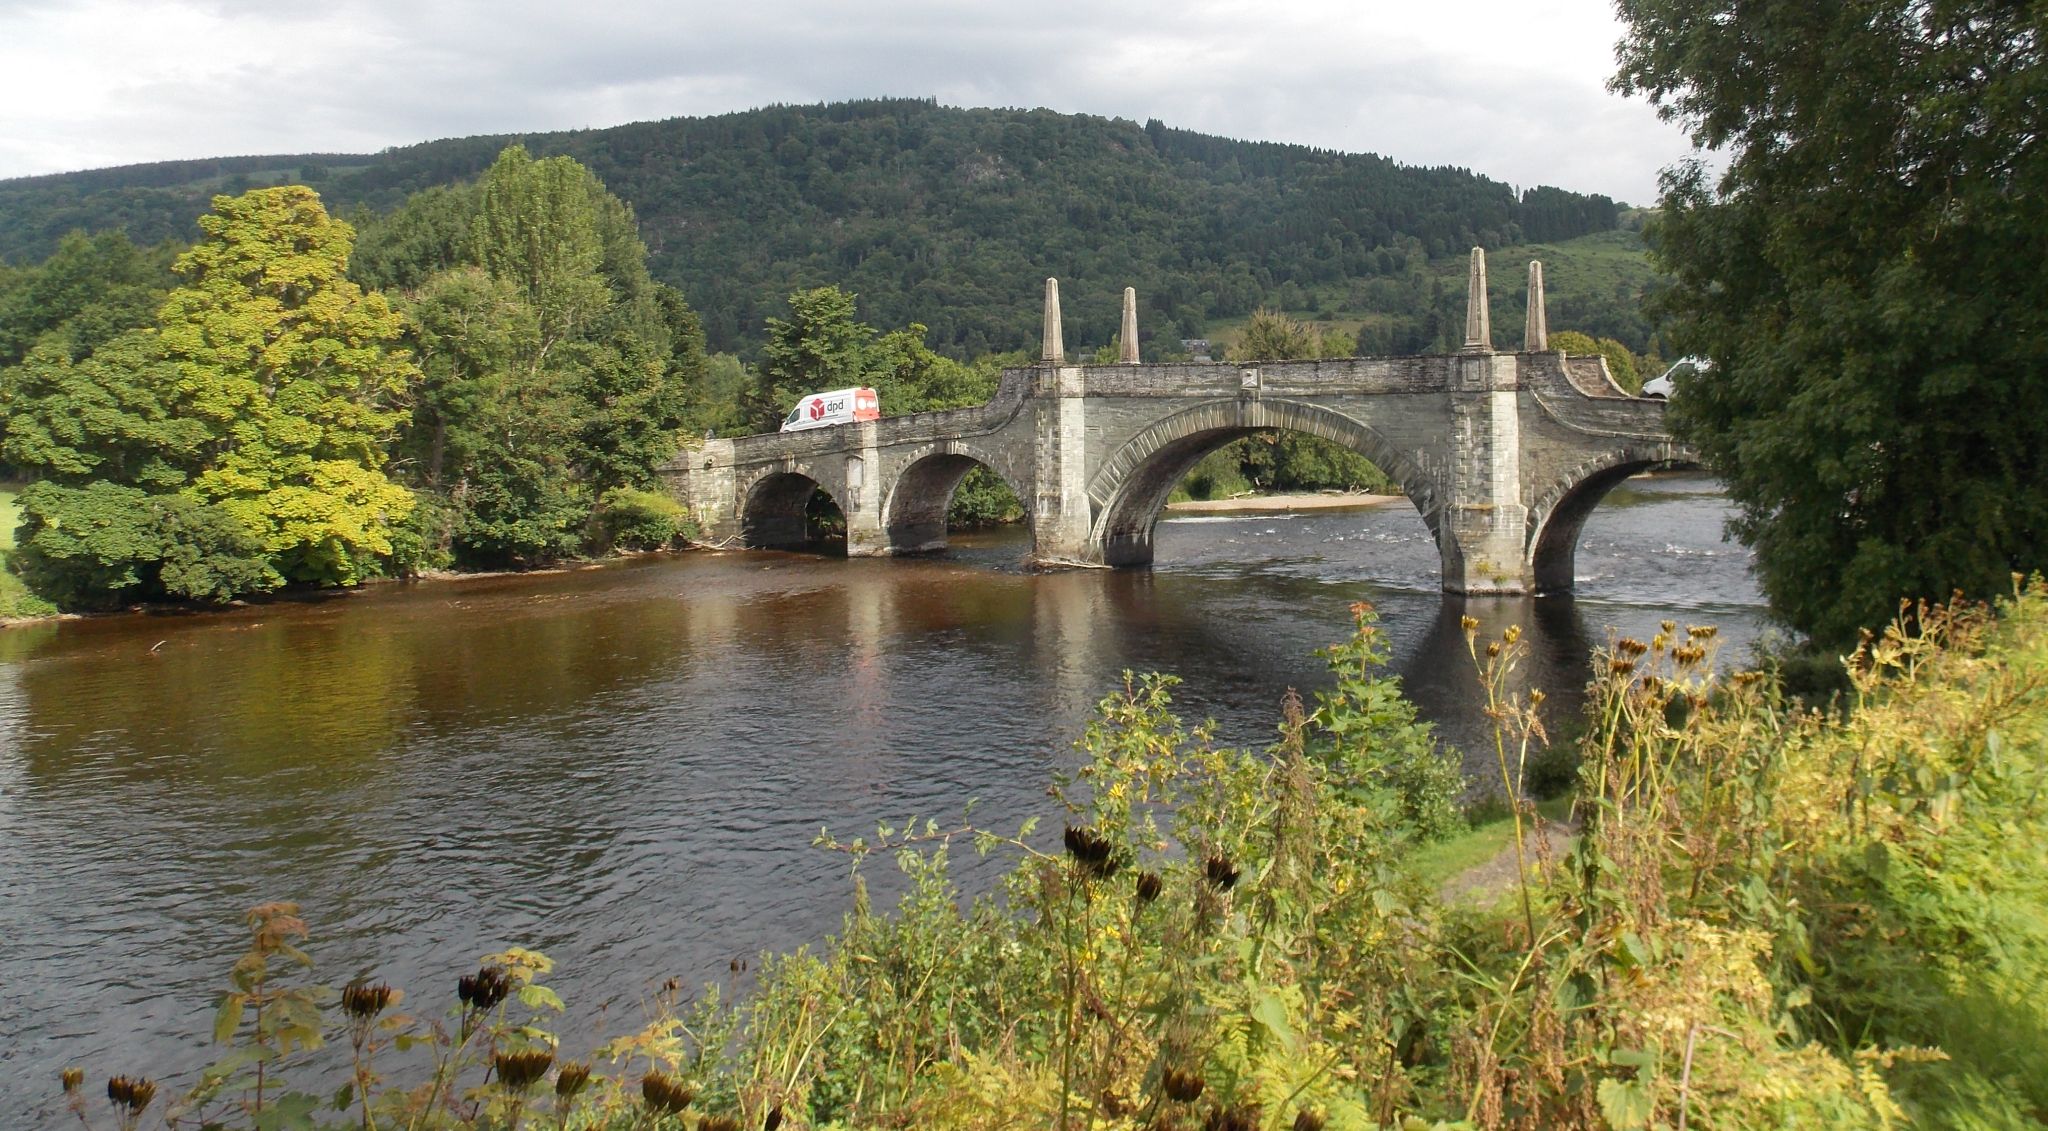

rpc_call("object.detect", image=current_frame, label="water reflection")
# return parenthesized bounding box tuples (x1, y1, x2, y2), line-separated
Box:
(0, 474, 1761, 1122)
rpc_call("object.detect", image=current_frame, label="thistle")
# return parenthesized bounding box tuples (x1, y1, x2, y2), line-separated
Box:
(555, 1061, 593, 1097)
(1162, 1066, 1206, 1102)
(1203, 853, 1240, 892)
(1135, 870, 1163, 903)
(340, 980, 398, 1020)
(458, 965, 510, 1012)
(641, 1071, 695, 1115)
(1063, 824, 1119, 879)
(495, 1049, 555, 1090)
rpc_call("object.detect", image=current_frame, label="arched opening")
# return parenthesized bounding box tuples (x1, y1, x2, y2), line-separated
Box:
(884, 453, 1028, 554)
(1089, 401, 1439, 572)
(742, 472, 846, 552)
(1528, 457, 1702, 593)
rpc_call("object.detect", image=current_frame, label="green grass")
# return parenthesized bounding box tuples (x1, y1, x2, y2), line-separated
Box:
(1405, 795, 1574, 890)
(0, 484, 56, 619)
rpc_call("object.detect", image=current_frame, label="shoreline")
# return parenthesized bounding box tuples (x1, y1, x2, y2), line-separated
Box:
(1164, 490, 1403, 514)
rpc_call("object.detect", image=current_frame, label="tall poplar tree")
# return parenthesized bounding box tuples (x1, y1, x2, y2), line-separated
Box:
(162, 187, 417, 585)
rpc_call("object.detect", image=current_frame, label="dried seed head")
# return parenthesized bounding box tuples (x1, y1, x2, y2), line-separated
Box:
(1674, 644, 1706, 667)
(1063, 825, 1119, 879)
(458, 966, 510, 1012)
(1528, 688, 1546, 707)
(1135, 871, 1163, 903)
(641, 1071, 695, 1114)
(494, 1049, 554, 1091)
(1502, 625, 1521, 646)
(1203, 854, 1240, 891)
(1162, 1066, 1206, 1102)
(1687, 624, 1718, 640)
(1293, 1109, 1328, 1131)
(1485, 641, 1501, 658)
(1459, 615, 1480, 633)
(555, 1062, 592, 1098)
(1660, 620, 1677, 635)
(1616, 638, 1649, 658)
(341, 980, 398, 1020)
(106, 1076, 156, 1113)
(764, 1104, 785, 1131)
(700, 1116, 743, 1131)
(1205, 1103, 1261, 1131)
(1609, 659, 1636, 677)
(61, 1067, 83, 1094)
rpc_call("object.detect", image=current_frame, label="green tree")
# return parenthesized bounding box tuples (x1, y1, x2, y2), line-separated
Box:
(0, 230, 174, 367)
(1227, 307, 1321, 362)
(747, 286, 874, 431)
(160, 187, 417, 586)
(1616, 0, 2048, 642)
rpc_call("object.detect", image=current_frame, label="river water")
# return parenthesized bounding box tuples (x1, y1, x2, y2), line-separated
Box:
(0, 473, 1762, 1121)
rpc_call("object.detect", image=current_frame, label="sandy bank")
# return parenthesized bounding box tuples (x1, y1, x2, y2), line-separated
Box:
(1164, 491, 1403, 514)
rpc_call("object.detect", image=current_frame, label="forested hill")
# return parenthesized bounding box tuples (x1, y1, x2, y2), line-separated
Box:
(0, 98, 1621, 355)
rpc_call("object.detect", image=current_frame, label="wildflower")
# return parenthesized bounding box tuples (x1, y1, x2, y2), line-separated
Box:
(341, 980, 398, 1020)
(61, 1068, 82, 1094)
(1135, 871, 1163, 903)
(1503, 625, 1521, 645)
(1162, 1066, 1206, 1102)
(495, 1049, 554, 1090)
(458, 966, 510, 1011)
(1203, 854, 1240, 891)
(642, 1071, 695, 1114)
(555, 1062, 593, 1097)
(1460, 615, 1480, 633)
(106, 1076, 156, 1113)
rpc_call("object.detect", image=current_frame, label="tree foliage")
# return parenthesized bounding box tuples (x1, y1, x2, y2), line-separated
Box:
(1616, 0, 2048, 643)
(4, 188, 415, 607)
(1548, 328, 1642, 394)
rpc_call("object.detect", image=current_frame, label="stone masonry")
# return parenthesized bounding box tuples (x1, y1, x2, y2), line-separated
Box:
(658, 252, 1696, 595)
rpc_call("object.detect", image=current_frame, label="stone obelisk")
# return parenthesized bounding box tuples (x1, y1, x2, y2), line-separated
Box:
(1041, 278, 1064, 363)
(1119, 287, 1140, 363)
(1461, 247, 1491, 352)
(1524, 260, 1548, 351)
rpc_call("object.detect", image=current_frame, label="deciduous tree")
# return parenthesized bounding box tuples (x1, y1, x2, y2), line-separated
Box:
(1617, 0, 2048, 642)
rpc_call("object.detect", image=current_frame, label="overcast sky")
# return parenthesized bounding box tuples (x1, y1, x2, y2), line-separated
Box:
(0, 0, 1697, 203)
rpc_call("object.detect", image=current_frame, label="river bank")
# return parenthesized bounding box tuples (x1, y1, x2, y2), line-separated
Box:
(1164, 490, 1403, 513)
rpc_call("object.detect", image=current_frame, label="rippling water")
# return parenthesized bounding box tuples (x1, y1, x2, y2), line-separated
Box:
(0, 473, 1761, 1122)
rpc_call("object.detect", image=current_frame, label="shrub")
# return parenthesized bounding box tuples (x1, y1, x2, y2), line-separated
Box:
(591, 486, 693, 552)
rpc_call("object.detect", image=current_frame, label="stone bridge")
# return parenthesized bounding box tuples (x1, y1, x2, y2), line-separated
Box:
(660, 250, 1697, 595)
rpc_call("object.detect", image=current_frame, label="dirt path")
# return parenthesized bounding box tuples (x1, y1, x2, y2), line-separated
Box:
(1439, 817, 1578, 906)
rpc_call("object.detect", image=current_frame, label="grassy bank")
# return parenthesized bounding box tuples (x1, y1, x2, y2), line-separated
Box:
(0, 485, 55, 620)
(65, 590, 2048, 1129)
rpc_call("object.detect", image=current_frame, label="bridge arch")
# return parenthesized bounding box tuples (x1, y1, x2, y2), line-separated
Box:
(741, 468, 847, 549)
(1086, 398, 1444, 568)
(1526, 443, 1701, 593)
(882, 444, 1032, 555)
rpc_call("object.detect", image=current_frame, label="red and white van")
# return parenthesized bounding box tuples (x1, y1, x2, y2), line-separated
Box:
(779, 387, 881, 432)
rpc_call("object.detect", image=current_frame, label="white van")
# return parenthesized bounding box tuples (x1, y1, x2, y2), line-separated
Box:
(780, 387, 881, 432)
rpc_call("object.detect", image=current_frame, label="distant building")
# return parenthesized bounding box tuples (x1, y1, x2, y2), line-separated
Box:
(1180, 338, 1213, 361)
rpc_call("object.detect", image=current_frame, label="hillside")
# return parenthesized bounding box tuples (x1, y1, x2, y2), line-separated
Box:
(0, 98, 1632, 355)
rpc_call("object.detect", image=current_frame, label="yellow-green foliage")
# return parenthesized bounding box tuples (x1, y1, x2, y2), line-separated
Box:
(78, 589, 2048, 1129)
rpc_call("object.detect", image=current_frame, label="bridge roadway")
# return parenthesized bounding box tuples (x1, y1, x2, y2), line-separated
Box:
(660, 255, 1695, 595)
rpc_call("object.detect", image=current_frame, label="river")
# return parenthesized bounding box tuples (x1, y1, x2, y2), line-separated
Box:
(0, 473, 1762, 1122)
